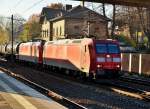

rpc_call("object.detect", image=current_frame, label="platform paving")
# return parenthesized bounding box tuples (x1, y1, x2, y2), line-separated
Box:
(0, 71, 67, 109)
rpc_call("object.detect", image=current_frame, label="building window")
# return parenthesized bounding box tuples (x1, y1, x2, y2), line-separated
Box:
(47, 30, 48, 37)
(46, 30, 47, 37)
(74, 25, 79, 29)
(95, 27, 99, 31)
(60, 26, 62, 36)
(43, 30, 45, 37)
(42, 31, 43, 37)
(53, 28, 55, 36)
(44, 18, 47, 24)
(56, 27, 58, 36)
(74, 25, 79, 34)
(45, 30, 46, 37)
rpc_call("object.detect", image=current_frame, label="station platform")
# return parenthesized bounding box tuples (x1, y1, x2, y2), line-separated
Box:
(0, 71, 67, 109)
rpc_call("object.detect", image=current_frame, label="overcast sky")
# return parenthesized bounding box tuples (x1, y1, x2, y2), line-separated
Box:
(0, 0, 82, 19)
(0, 0, 113, 21)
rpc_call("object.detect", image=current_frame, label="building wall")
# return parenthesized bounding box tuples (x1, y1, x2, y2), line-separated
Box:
(65, 18, 85, 39)
(52, 19, 65, 40)
(90, 21, 107, 39)
(41, 12, 108, 41)
(41, 18, 50, 41)
(65, 18, 107, 39)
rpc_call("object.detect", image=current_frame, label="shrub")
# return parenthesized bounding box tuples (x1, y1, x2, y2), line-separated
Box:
(112, 35, 136, 47)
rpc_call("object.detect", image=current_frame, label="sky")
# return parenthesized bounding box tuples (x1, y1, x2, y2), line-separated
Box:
(0, 0, 113, 21)
(0, 0, 82, 19)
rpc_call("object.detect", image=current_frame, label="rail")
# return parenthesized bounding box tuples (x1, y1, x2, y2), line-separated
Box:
(119, 76, 150, 87)
(0, 67, 87, 109)
(95, 79, 150, 101)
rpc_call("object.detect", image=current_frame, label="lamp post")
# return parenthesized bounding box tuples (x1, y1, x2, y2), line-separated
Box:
(11, 14, 14, 62)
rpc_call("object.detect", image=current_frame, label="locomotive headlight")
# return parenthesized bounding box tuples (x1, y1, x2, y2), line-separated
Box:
(97, 64, 102, 68)
(106, 55, 110, 58)
(116, 65, 120, 68)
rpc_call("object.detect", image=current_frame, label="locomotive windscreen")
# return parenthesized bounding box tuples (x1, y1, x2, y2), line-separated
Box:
(96, 44, 107, 53)
(96, 44, 119, 54)
(108, 44, 119, 54)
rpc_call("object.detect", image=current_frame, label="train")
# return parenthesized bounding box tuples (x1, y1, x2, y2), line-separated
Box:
(0, 38, 121, 79)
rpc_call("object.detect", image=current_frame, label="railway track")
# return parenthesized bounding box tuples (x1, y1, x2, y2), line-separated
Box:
(95, 79, 150, 101)
(0, 58, 150, 108)
(0, 67, 87, 109)
(37, 66, 150, 102)
(119, 76, 150, 87)
(1, 61, 150, 103)
(42, 67, 150, 102)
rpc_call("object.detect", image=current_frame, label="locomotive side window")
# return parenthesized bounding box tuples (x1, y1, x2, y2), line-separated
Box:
(96, 44, 107, 53)
(108, 44, 119, 54)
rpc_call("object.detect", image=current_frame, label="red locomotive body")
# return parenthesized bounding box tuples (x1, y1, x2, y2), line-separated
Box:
(43, 38, 121, 78)
(43, 39, 91, 76)
(93, 40, 121, 77)
(18, 41, 43, 64)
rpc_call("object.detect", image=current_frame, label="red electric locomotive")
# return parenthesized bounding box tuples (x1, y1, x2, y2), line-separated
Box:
(43, 38, 121, 79)
(93, 39, 121, 77)
(18, 40, 44, 64)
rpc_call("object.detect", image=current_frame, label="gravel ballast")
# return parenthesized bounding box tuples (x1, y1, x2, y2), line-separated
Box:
(0, 60, 150, 109)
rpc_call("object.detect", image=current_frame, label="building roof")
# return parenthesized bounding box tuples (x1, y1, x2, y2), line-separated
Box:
(65, 5, 110, 21)
(39, 7, 67, 23)
(40, 5, 110, 23)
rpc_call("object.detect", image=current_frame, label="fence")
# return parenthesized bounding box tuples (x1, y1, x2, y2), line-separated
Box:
(121, 53, 150, 76)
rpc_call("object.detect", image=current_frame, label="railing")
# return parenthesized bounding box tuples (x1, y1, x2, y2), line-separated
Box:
(121, 53, 150, 76)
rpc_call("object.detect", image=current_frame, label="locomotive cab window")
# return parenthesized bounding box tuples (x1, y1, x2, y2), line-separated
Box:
(96, 44, 119, 54)
(108, 44, 119, 54)
(96, 44, 107, 53)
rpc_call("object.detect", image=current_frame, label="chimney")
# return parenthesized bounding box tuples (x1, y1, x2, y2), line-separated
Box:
(64, 4, 72, 11)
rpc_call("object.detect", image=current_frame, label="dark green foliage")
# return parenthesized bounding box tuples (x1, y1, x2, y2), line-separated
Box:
(112, 35, 136, 47)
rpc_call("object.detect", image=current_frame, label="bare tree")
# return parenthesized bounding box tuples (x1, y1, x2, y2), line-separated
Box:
(47, 3, 63, 9)
(5, 14, 25, 42)
(115, 6, 142, 39)
(137, 7, 150, 48)
(0, 17, 9, 44)
(111, 4, 116, 37)
(102, 3, 109, 37)
(90, 3, 109, 38)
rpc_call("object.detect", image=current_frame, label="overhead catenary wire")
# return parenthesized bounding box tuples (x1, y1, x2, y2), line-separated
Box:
(13, 0, 23, 8)
(12, 0, 24, 16)
(22, 0, 45, 14)
(0, 16, 26, 22)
